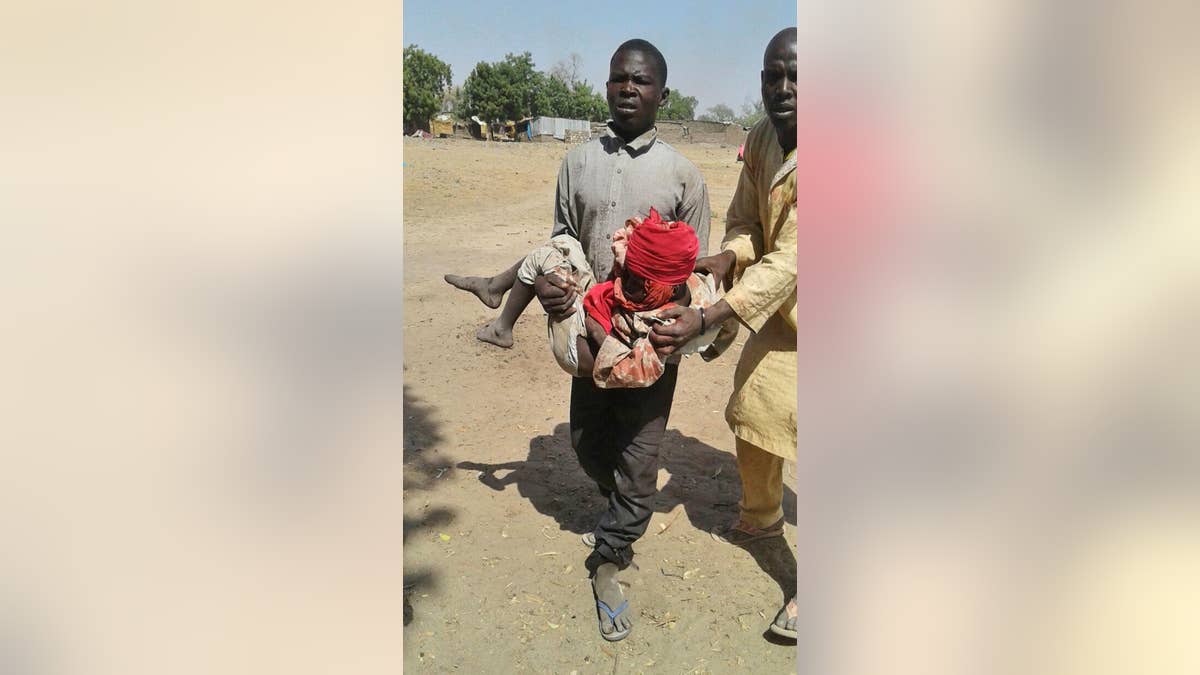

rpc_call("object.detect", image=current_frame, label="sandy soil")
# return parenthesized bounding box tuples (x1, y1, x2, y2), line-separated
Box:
(403, 137, 797, 673)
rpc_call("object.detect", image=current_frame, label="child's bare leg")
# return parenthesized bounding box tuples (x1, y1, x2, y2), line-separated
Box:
(444, 260, 521, 309)
(475, 278, 535, 348)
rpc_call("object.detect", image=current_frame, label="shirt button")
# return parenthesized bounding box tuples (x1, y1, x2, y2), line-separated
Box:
(611, 201, 616, 207)
(616, 169, 622, 174)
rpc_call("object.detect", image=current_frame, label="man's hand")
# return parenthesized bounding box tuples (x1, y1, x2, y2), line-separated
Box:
(648, 305, 702, 357)
(694, 250, 737, 290)
(533, 273, 577, 317)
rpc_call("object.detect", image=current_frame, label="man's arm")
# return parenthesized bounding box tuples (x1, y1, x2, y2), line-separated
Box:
(677, 165, 712, 257)
(550, 156, 576, 239)
(540, 156, 579, 315)
(651, 171, 797, 351)
(721, 201, 796, 332)
(720, 131, 765, 288)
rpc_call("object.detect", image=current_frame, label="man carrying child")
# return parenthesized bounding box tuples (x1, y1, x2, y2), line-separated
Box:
(530, 39, 711, 641)
(444, 38, 711, 641)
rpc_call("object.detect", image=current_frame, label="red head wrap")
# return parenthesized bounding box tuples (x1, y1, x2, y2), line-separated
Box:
(622, 208, 698, 285)
(584, 209, 699, 334)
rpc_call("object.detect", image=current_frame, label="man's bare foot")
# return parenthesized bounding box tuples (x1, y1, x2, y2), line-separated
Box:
(444, 274, 503, 309)
(475, 320, 513, 348)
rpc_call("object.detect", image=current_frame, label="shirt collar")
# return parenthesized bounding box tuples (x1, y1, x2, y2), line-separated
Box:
(771, 147, 797, 188)
(603, 122, 658, 153)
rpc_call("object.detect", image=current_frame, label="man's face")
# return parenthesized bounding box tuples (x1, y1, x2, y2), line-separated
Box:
(761, 38, 798, 135)
(607, 49, 667, 138)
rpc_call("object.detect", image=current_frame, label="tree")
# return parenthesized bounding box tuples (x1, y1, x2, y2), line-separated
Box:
(403, 45, 452, 133)
(532, 72, 572, 117)
(736, 98, 765, 127)
(549, 53, 583, 86)
(461, 52, 542, 122)
(461, 51, 606, 124)
(698, 103, 736, 123)
(570, 81, 608, 121)
(460, 61, 502, 122)
(658, 89, 698, 121)
(441, 86, 462, 114)
(532, 75, 606, 121)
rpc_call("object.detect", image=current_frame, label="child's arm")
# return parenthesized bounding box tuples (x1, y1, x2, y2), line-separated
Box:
(678, 285, 692, 307)
(586, 315, 609, 348)
(575, 315, 609, 377)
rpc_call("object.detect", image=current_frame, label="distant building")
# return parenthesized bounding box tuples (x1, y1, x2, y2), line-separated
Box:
(517, 116, 592, 142)
(655, 119, 745, 145)
(587, 119, 748, 146)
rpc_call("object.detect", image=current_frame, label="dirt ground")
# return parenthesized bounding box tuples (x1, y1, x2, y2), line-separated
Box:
(402, 136, 797, 673)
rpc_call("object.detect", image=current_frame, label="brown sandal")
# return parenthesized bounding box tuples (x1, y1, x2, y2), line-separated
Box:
(709, 517, 785, 546)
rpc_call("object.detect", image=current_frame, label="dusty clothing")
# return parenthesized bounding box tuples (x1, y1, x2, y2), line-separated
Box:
(734, 437, 785, 528)
(572, 364, 678, 569)
(516, 235, 720, 383)
(516, 233, 595, 289)
(721, 118, 798, 460)
(583, 208, 699, 334)
(591, 273, 723, 388)
(551, 124, 712, 283)
(517, 234, 595, 377)
(554, 122, 712, 570)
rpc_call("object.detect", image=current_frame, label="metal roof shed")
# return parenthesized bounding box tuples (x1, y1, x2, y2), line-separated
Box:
(529, 116, 591, 141)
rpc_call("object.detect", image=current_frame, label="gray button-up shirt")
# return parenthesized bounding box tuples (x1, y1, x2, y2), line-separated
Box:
(551, 123, 711, 282)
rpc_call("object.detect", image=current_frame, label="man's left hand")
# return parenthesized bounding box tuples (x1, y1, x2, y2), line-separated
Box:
(648, 306, 702, 356)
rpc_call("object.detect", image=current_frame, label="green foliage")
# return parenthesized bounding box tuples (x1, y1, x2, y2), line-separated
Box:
(737, 99, 766, 127)
(698, 103, 737, 123)
(460, 61, 502, 121)
(403, 45, 452, 133)
(462, 52, 542, 122)
(462, 51, 607, 123)
(658, 89, 698, 121)
(564, 81, 608, 121)
(549, 53, 583, 86)
(532, 72, 572, 118)
(532, 75, 607, 121)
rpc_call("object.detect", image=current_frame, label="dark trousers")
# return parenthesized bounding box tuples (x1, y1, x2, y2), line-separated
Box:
(570, 364, 678, 570)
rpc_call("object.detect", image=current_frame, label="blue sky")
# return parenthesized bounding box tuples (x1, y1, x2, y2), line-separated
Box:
(403, 0, 797, 116)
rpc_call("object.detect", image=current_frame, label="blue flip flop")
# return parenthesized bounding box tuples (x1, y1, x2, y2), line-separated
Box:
(596, 597, 631, 642)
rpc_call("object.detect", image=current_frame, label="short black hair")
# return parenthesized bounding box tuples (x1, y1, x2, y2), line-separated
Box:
(614, 39, 668, 85)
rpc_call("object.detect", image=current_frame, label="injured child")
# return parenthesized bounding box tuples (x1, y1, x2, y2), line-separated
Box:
(445, 208, 731, 387)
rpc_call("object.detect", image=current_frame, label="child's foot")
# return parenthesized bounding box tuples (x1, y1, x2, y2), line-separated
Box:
(475, 320, 513, 348)
(444, 274, 504, 309)
(592, 562, 631, 641)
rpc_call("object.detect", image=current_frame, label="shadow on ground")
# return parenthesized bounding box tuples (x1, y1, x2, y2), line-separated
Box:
(457, 423, 798, 604)
(403, 385, 457, 626)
